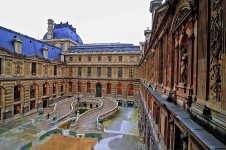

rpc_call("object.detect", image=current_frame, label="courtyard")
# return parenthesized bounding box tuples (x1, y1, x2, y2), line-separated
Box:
(0, 97, 140, 150)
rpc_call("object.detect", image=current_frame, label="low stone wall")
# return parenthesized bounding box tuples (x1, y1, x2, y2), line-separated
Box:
(51, 99, 77, 125)
(96, 97, 118, 131)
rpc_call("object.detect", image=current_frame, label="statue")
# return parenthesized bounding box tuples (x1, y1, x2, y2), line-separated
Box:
(180, 48, 188, 83)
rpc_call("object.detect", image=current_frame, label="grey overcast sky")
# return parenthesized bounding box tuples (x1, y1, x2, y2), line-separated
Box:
(0, 0, 152, 45)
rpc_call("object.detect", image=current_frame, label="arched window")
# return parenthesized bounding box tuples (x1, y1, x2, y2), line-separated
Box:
(30, 84, 36, 99)
(69, 82, 73, 92)
(78, 81, 82, 92)
(117, 83, 122, 95)
(14, 85, 21, 102)
(128, 84, 134, 96)
(107, 83, 111, 94)
(43, 83, 47, 96)
(87, 82, 91, 93)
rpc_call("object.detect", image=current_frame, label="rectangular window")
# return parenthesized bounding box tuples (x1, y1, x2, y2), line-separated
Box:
(69, 67, 72, 76)
(43, 84, 47, 96)
(30, 86, 35, 99)
(14, 86, 20, 102)
(61, 84, 64, 96)
(107, 67, 112, 77)
(69, 82, 73, 92)
(0, 58, 2, 75)
(118, 67, 122, 78)
(87, 67, 91, 76)
(68, 67, 71, 76)
(97, 67, 101, 77)
(31, 62, 36, 75)
(79, 56, 82, 62)
(119, 56, 122, 62)
(88, 56, 91, 62)
(54, 66, 57, 76)
(16, 65, 21, 75)
(129, 68, 134, 78)
(78, 67, 82, 76)
(98, 56, 101, 62)
(53, 83, 56, 94)
(108, 56, 111, 62)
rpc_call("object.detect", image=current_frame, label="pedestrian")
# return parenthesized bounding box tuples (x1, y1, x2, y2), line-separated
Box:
(47, 113, 50, 119)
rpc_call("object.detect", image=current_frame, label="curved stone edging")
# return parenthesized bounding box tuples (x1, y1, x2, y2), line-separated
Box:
(96, 97, 118, 131)
(70, 98, 103, 128)
(48, 98, 72, 118)
(51, 98, 78, 125)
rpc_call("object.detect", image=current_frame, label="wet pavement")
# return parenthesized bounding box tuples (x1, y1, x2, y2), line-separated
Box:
(94, 107, 140, 150)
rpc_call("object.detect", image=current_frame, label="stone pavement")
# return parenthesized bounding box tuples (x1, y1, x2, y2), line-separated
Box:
(94, 107, 140, 150)
(0, 108, 53, 150)
(0, 98, 76, 150)
(75, 97, 117, 134)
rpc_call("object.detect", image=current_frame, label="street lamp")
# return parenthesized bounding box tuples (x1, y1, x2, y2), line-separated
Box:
(76, 94, 81, 116)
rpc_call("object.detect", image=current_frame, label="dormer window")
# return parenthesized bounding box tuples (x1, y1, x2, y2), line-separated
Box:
(14, 38, 22, 54)
(60, 54, 65, 62)
(42, 47, 48, 59)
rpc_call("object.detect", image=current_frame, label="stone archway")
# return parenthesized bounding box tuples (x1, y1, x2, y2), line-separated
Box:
(96, 83, 102, 97)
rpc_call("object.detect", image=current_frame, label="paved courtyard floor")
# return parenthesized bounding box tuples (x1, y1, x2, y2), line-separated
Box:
(0, 104, 141, 150)
(94, 107, 140, 150)
(0, 108, 53, 150)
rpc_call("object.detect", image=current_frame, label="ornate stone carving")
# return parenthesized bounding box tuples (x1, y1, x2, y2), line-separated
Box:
(210, 0, 223, 101)
(152, 6, 168, 35)
(44, 65, 48, 75)
(171, 3, 191, 32)
(180, 48, 188, 83)
(180, 28, 189, 84)
(5, 59, 11, 75)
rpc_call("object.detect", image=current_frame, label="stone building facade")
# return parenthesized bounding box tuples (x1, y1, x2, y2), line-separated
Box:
(0, 20, 141, 122)
(139, 0, 226, 149)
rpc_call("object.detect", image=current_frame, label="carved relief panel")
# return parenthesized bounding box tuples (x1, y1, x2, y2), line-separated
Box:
(5, 59, 12, 76)
(209, 0, 223, 102)
(14, 61, 22, 75)
(43, 64, 48, 76)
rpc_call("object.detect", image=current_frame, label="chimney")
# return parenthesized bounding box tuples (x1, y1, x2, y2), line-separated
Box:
(144, 27, 152, 40)
(47, 19, 54, 39)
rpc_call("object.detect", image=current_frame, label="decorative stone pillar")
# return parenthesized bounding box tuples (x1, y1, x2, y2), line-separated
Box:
(222, 54, 226, 109)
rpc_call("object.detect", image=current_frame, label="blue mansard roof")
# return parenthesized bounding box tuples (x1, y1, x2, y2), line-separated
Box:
(0, 26, 62, 60)
(43, 22, 83, 44)
(69, 43, 140, 53)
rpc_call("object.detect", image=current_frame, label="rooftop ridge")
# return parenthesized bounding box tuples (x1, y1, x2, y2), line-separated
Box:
(0, 26, 62, 50)
(70, 43, 139, 49)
